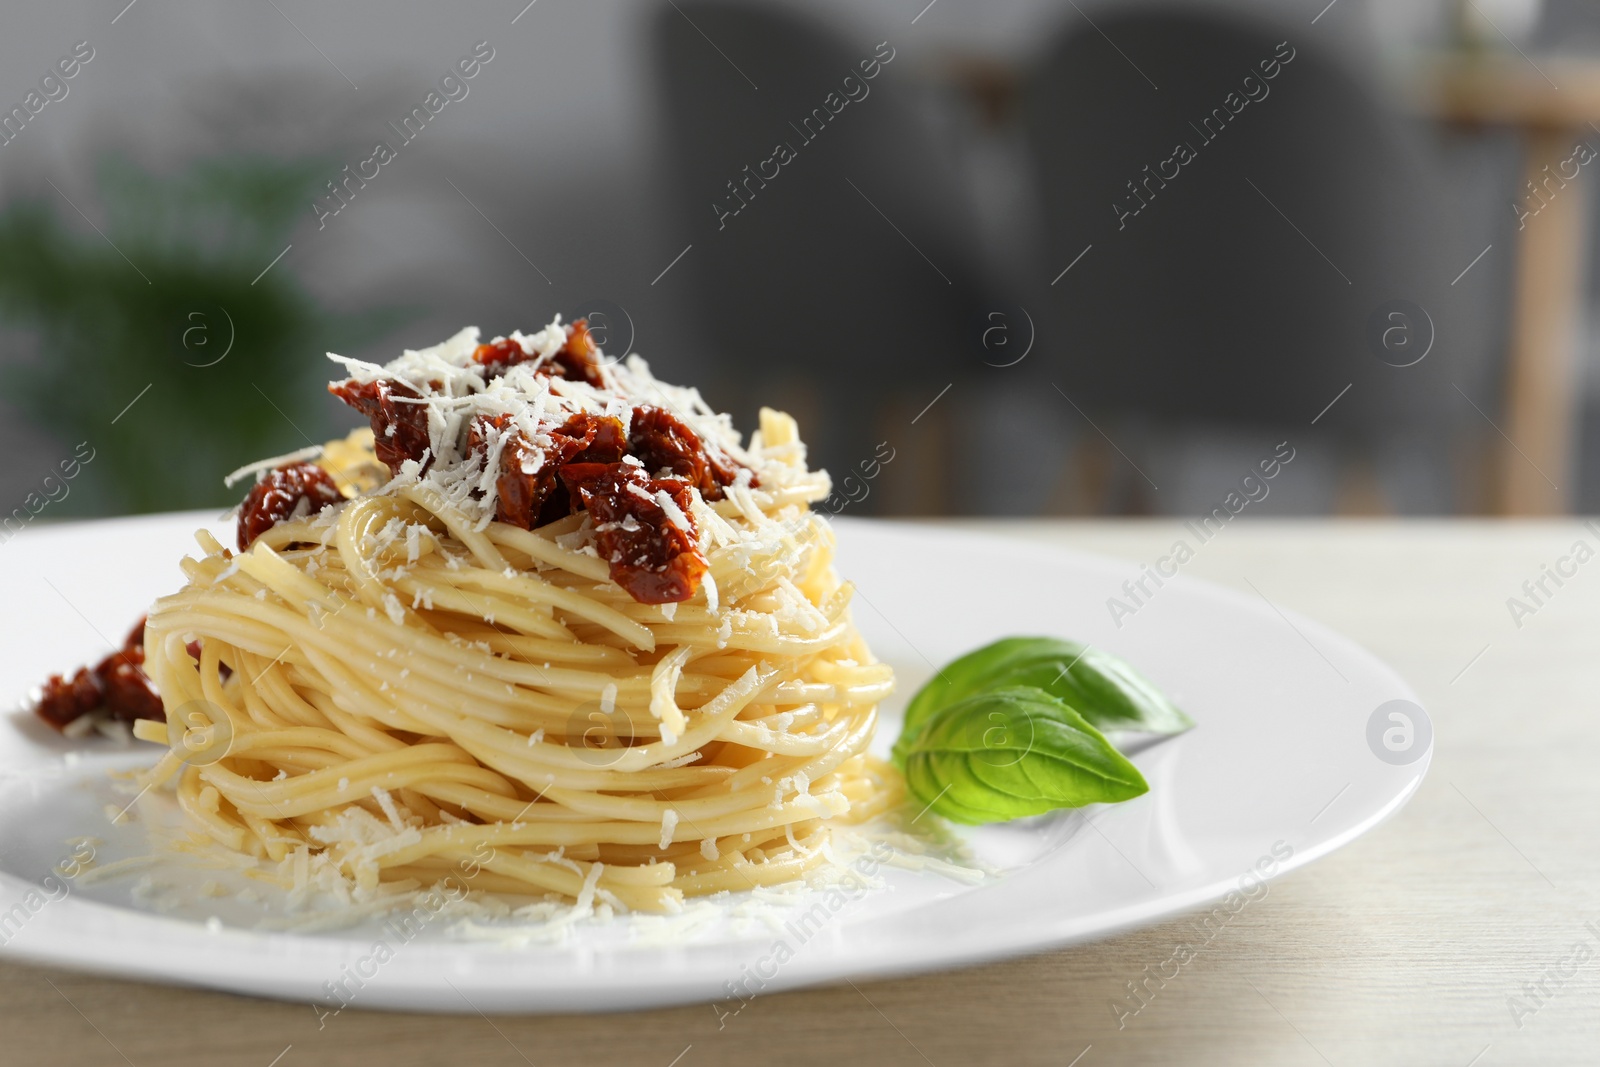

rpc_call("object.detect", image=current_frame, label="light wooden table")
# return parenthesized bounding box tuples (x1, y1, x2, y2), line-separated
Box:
(5, 520, 1597, 1066)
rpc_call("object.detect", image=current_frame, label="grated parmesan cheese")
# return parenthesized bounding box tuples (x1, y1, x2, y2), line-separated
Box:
(381, 593, 406, 626)
(371, 786, 406, 832)
(224, 443, 325, 488)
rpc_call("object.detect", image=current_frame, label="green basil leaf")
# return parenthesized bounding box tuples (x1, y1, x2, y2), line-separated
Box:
(900, 686, 1149, 825)
(895, 637, 1191, 766)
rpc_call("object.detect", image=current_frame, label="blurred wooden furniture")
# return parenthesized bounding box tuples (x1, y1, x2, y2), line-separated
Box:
(1022, 9, 1480, 520)
(1423, 53, 1600, 514)
(4, 520, 1596, 1066)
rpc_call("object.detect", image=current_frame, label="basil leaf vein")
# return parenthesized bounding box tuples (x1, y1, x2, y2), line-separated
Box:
(895, 636, 1191, 767)
(900, 686, 1149, 825)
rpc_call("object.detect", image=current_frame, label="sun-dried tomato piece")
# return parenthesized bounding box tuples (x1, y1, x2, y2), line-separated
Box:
(97, 650, 162, 722)
(492, 423, 545, 530)
(549, 320, 605, 386)
(236, 462, 345, 551)
(34, 616, 165, 731)
(98, 617, 162, 723)
(469, 414, 551, 530)
(35, 667, 103, 729)
(470, 412, 630, 529)
(121, 617, 146, 654)
(473, 321, 606, 386)
(629, 406, 743, 500)
(560, 462, 708, 604)
(472, 337, 531, 375)
(329, 378, 432, 475)
(570, 411, 629, 465)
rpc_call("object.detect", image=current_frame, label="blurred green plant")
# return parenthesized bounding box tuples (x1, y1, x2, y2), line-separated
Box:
(0, 155, 396, 515)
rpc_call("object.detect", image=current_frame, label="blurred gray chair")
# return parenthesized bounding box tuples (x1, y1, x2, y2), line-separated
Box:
(650, 2, 993, 514)
(1018, 7, 1499, 514)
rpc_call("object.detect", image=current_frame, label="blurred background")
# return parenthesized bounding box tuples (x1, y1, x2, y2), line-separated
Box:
(1, 0, 1597, 519)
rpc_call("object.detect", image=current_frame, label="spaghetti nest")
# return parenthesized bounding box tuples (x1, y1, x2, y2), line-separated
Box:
(135, 415, 897, 914)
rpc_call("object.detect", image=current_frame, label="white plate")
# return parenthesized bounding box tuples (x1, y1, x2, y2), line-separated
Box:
(0, 512, 1430, 1013)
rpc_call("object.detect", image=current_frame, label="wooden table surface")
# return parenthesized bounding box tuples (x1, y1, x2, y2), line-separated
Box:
(5, 519, 1597, 1066)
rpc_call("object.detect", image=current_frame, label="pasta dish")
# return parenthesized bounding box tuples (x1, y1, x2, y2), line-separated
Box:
(41, 317, 896, 914)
